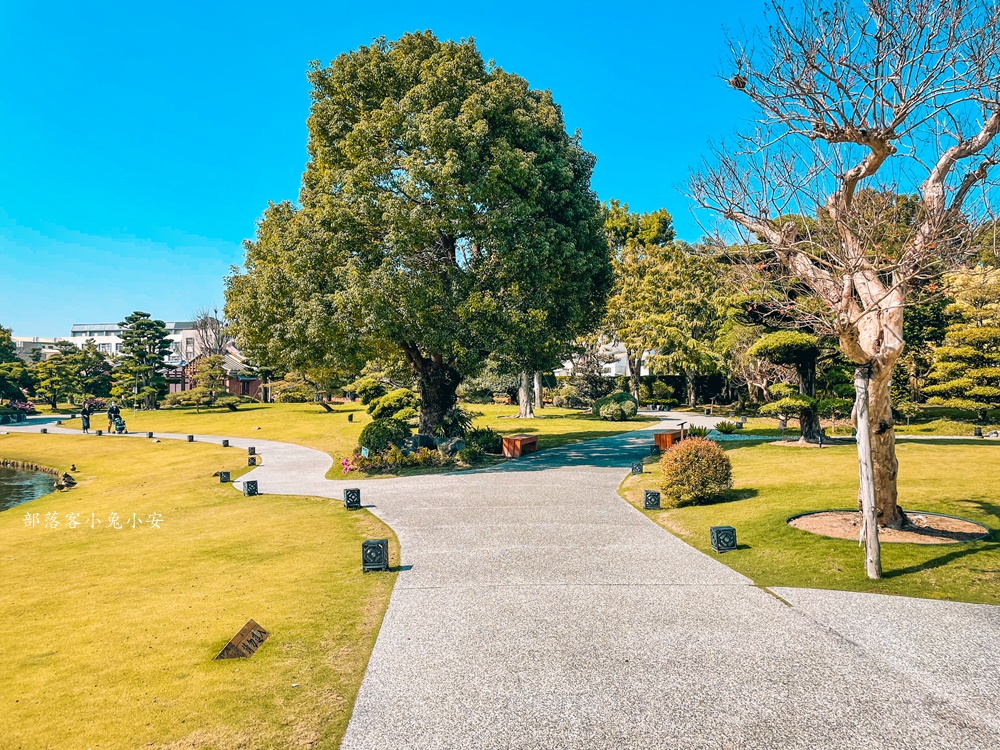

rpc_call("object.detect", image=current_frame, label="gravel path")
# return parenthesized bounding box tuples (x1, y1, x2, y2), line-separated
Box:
(8, 414, 999, 748)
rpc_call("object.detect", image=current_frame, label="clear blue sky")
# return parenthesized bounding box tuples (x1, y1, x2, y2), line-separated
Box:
(0, 0, 761, 336)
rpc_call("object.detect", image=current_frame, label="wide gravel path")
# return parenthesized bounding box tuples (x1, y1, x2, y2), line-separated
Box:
(9, 414, 999, 748)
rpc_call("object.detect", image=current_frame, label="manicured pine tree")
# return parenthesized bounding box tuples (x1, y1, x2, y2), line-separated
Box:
(111, 312, 173, 410)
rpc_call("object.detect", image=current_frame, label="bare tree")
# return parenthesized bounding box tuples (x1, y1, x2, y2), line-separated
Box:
(192, 307, 229, 358)
(691, 0, 1000, 577)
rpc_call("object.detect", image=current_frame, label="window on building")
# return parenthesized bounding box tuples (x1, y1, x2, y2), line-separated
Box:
(240, 380, 250, 396)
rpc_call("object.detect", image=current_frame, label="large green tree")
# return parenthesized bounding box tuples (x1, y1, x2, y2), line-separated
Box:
(924, 272, 1000, 421)
(226, 32, 611, 433)
(601, 200, 676, 401)
(111, 312, 173, 410)
(0, 325, 17, 363)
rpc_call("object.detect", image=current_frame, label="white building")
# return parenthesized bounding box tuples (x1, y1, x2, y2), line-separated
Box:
(554, 342, 652, 378)
(69, 321, 199, 365)
(11, 336, 66, 361)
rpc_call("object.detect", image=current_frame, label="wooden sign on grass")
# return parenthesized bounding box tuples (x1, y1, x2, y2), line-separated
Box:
(215, 619, 270, 660)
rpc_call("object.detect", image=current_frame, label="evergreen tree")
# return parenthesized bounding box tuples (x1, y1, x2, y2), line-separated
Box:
(0, 325, 17, 363)
(924, 274, 1000, 422)
(111, 312, 172, 410)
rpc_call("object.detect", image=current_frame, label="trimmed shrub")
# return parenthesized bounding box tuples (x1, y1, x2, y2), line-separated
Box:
(599, 402, 626, 421)
(368, 388, 418, 420)
(350, 376, 387, 405)
(715, 420, 739, 434)
(392, 406, 419, 423)
(659, 437, 733, 506)
(456, 445, 484, 464)
(466, 427, 503, 454)
(357, 418, 411, 453)
(594, 391, 639, 421)
(552, 384, 584, 409)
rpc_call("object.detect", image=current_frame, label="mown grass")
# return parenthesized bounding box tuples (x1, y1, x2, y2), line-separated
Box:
(620, 440, 1000, 604)
(0, 433, 397, 749)
(56, 403, 656, 478)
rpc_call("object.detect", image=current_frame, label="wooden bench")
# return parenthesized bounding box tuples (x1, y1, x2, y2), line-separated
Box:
(654, 428, 685, 451)
(502, 433, 538, 458)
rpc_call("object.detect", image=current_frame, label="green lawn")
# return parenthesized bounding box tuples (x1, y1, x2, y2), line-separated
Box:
(56, 402, 656, 477)
(0, 433, 397, 749)
(620, 440, 1000, 604)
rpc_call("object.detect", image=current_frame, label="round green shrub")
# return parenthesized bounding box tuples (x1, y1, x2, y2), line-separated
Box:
(599, 402, 626, 421)
(368, 388, 418, 420)
(392, 406, 418, 423)
(351, 377, 387, 405)
(659, 437, 733, 506)
(594, 390, 639, 420)
(466, 427, 503, 454)
(357, 418, 411, 453)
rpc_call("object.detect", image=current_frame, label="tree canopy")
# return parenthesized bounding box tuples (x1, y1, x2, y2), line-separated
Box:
(226, 32, 611, 433)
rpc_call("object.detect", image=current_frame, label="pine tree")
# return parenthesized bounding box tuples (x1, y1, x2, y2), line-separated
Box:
(111, 312, 172, 410)
(924, 275, 1000, 422)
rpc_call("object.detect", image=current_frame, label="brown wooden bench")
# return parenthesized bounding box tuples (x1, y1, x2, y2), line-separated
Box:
(654, 429, 685, 451)
(502, 434, 538, 458)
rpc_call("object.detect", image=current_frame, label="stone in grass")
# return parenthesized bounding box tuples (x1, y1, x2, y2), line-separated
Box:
(343, 488, 361, 510)
(362, 539, 389, 572)
(644, 490, 661, 510)
(710, 525, 737, 553)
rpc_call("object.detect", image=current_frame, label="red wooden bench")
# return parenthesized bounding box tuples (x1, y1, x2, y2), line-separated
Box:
(502, 434, 538, 458)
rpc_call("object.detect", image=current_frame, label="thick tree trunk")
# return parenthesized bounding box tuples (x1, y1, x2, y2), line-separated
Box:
(684, 369, 696, 408)
(627, 349, 642, 402)
(797, 358, 823, 443)
(868, 363, 904, 528)
(414, 358, 461, 435)
(534, 371, 544, 410)
(518, 370, 535, 418)
(854, 366, 883, 579)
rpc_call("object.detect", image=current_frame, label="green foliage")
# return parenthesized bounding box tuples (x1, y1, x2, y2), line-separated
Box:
(925, 273, 1000, 420)
(817, 397, 853, 419)
(714, 420, 739, 434)
(189, 355, 229, 410)
(349, 377, 387, 406)
(0, 360, 33, 401)
(367, 388, 418, 421)
(0, 325, 17, 364)
(747, 331, 820, 366)
(111, 312, 173, 409)
(433, 406, 476, 439)
(894, 400, 921, 424)
(357, 418, 411, 453)
(392, 406, 418, 423)
(456, 445, 484, 464)
(593, 391, 639, 421)
(465, 427, 503, 454)
(659, 436, 733, 506)
(225, 32, 612, 434)
(687, 426, 710, 438)
(759, 394, 816, 417)
(551, 383, 585, 408)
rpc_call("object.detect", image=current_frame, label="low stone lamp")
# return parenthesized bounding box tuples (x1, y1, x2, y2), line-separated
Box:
(347, 413, 353, 423)
(644, 490, 661, 510)
(146, 432, 154, 438)
(219, 471, 231, 483)
(974, 426, 983, 438)
(248, 456, 257, 466)
(40, 428, 47, 434)
(243, 480, 259, 497)
(222, 439, 229, 447)
(649, 445, 659, 456)
(96, 429, 103, 436)
(187, 435, 195, 442)
(631, 461, 643, 475)
(710, 525, 737, 553)
(362, 539, 389, 572)
(248, 446, 256, 455)
(343, 488, 361, 510)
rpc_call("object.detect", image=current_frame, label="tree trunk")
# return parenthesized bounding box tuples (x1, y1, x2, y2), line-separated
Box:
(797, 358, 823, 443)
(684, 369, 696, 408)
(534, 371, 544, 410)
(868, 363, 904, 528)
(414, 358, 461, 435)
(854, 365, 883, 580)
(518, 370, 535, 418)
(627, 349, 642, 402)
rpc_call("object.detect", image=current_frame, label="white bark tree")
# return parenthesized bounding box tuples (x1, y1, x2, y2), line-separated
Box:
(691, 0, 1000, 574)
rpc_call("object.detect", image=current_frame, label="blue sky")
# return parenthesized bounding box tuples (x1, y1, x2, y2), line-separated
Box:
(0, 1, 761, 336)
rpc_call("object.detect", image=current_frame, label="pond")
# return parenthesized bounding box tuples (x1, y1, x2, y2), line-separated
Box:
(0, 467, 56, 511)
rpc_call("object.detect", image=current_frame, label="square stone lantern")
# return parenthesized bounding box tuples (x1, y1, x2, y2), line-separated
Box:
(343, 488, 361, 510)
(710, 525, 737, 553)
(147, 432, 154, 438)
(187, 435, 195, 442)
(219, 471, 231, 483)
(362, 539, 389, 572)
(248, 446, 256, 456)
(248, 456, 257, 467)
(631, 461, 643, 475)
(644, 490, 661, 510)
(222, 439, 229, 447)
(649, 445, 660, 456)
(243, 480, 259, 497)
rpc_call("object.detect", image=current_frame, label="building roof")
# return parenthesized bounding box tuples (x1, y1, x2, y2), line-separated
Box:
(71, 321, 196, 333)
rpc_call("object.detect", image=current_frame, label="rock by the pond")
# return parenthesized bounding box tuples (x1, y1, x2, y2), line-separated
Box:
(437, 438, 466, 456)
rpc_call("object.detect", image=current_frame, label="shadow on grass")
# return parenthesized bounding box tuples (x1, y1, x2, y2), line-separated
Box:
(883, 541, 1000, 579)
(693, 488, 760, 506)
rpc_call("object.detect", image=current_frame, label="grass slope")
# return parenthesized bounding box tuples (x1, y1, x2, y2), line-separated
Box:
(0, 433, 397, 749)
(621, 440, 1000, 604)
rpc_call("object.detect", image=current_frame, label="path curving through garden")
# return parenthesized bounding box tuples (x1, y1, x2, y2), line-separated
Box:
(7, 414, 1000, 748)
